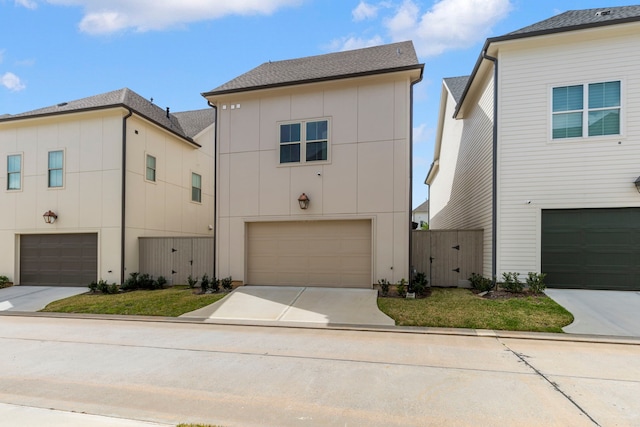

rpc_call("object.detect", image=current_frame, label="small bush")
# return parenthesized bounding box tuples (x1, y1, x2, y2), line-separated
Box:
(209, 277, 220, 293)
(156, 276, 167, 289)
(200, 273, 210, 294)
(410, 272, 429, 296)
(91, 279, 119, 294)
(187, 275, 198, 289)
(88, 281, 99, 293)
(396, 278, 407, 298)
(501, 272, 523, 293)
(0, 275, 10, 288)
(220, 276, 233, 291)
(468, 273, 494, 292)
(526, 272, 547, 294)
(377, 279, 390, 296)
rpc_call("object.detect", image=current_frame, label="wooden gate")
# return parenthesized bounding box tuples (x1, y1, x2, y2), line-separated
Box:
(411, 230, 483, 287)
(139, 237, 214, 285)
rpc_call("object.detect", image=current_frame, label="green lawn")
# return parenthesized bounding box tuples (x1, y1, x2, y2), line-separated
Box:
(41, 286, 227, 317)
(377, 287, 573, 333)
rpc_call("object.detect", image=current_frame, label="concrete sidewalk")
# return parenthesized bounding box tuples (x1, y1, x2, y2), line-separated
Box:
(180, 285, 395, 327)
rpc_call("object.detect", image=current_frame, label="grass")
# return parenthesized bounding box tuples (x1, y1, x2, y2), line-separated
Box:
(41, 285, 227, 317)
(377, 287, 574, 333)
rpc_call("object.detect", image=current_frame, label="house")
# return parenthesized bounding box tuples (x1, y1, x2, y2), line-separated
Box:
(412, 200, 429, 229)
(0, 88, 215, 286)
(426, 6, 640, 290)
(203, 41, 424, 288)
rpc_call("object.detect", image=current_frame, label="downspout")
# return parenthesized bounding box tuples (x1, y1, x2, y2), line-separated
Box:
(409, 70, 424, 287)
(121, 108, 133, 284)
(207, 101, 218, 282)
(482, 51, 498, 286)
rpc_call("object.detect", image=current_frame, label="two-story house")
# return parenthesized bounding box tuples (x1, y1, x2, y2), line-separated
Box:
(203, 41, 424, 287)
(427, 6, 640, 290)
(0, 88, 215, 286)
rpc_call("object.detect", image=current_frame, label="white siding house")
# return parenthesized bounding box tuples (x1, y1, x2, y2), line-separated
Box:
(427, 6, 640, 290)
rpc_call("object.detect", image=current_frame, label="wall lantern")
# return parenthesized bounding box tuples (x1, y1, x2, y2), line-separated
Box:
(43, 210, 58, 224)
(298, 193, 310, 210)
(635, 176, 640, 194)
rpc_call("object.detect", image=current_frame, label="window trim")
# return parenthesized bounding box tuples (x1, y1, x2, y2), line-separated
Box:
(550, 80, 623, 141)
(145, 153, 157, 183)
(7, 153, 23, 191)
(47, 150, 64, 189)
(191, 172, 202, 203)
(278, 118, 331, 165)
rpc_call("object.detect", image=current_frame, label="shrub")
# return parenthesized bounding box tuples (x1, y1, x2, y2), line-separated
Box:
(209, 277, 220, 293)
(88, 281, 99, 293)
(377, 279, 390, 296)
(200, 274, 210, 294)
(526, 272, 547, 294)
(468, 273, 493, 292)
(410, 272, 429, 296)
(396, 278, 407, 298)
(91, 279, 119, 294)
(220, 276, 233, 291)
(156, 276, 167, 289)
(187, 275, 198, 289)
(0, 275, 10, 288)
(501, 272, 523, 293)
(106, 283, 119, 294)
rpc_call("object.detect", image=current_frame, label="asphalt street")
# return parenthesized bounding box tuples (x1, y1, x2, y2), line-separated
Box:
(0, 315, 639, 426)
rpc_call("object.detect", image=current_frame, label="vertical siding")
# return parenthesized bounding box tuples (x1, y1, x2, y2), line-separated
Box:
(430, 76, 495, 276)
(498, 29, 640, 276)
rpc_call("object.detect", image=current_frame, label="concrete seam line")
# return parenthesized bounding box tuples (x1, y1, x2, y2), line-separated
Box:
(500, 340, 601, 427)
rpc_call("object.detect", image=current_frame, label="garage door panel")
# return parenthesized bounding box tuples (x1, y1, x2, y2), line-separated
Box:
(247, 220, 372, 288)
(542, 208, 640, 290)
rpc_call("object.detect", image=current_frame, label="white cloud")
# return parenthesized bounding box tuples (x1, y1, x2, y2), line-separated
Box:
(15, 0, 38, 9)
(386, 0, 512, 57)
(1, 72, 26, 92)
(352, 1, 378, 22)
(413, 122, 433, 145)
(329, 35, 385, 52)
(21, 0, 302, 34)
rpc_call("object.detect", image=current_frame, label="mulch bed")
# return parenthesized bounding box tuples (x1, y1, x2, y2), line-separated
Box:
(472, 289, 546, 299)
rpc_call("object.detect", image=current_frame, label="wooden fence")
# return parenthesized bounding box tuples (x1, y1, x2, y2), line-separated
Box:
(412, 230, 483, 287)
(138, 237, 214, 286)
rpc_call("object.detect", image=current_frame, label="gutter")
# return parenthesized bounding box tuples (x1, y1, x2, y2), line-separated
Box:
(121, 108, 133, 284)
(207, 101, 218, 282)
(482, 51, 498, 286)
(409, 65, 425, 287)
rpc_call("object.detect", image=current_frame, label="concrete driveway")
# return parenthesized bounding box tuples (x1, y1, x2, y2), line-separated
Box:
(545, 289, 640, 337)
(0, 286, 87, 312)
(181, 285, 395, 327)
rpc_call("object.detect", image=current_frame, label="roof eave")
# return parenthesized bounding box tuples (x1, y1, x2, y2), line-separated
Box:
(202, 64, 424, 99)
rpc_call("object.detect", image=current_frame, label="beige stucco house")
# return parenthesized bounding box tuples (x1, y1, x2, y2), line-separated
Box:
(426, 6, 640, 290)
(0, 88, 215, 286)
(203, 41, 424, 287)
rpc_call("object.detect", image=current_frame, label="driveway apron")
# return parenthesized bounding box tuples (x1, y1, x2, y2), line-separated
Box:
(0, 286, 87, 312)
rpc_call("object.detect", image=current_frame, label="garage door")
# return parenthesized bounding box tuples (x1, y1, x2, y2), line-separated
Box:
(247, 220, 372, 288)
(541, 208, 640, 290)
(20, 233, 98, 286)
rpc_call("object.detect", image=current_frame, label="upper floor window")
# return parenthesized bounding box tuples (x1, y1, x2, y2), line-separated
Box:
(192, 172, 202, 203)
(146, 154, 156, 182)
(552, 81, 620, 139)
(48, 150, 63, 188)
(279, 119, 329, 164)
(7, 154, 21, 190)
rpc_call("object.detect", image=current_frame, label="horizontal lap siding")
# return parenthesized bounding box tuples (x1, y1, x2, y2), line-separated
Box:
(498, 28, 640, 275)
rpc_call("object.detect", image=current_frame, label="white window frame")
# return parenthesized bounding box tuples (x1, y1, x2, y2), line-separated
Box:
(551, 80, 622, 140)
(278, 118, 330, 165)
(145, 154, 157, 182)
(47, 150, 64, 189)
(7, 153, 22, 191)
(191, 172, 202, 203)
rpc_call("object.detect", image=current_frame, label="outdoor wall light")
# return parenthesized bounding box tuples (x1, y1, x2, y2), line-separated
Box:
(298, 193, 310, 210)
(43, 210, 58, 224)
(635, 176, 640, 194)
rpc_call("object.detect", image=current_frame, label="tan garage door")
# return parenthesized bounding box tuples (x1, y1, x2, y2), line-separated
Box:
(247, 220, 372, 288)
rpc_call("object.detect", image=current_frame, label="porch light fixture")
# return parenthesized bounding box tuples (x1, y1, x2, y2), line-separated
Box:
(635, 176, 640, 194)
(298, 193, 310, 210)
(43, 210, 57, 224)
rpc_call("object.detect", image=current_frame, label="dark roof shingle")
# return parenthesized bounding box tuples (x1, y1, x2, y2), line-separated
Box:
(443, 76, 469, 104)
(204, 41, 422, 96)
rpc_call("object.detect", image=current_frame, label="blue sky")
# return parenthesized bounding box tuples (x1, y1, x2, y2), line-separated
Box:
(1, 0, 637, 206)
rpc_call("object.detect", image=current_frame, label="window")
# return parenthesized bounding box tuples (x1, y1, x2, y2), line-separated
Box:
(7, 154, 21, 190)
(279, 119, 329, 164)
(146, 154, 156, 182)
(48, 151, 63, 188)
(552, 81, 620, 139)
(192, 172, 202, 203)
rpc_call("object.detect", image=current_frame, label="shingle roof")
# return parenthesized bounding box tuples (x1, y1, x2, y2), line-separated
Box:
(505, 5, 640, 37)
(443, 76, 469, 104)
(413, 200, 429, 213)
(203, 41, 422, 96)
(0, 88, 214, 141)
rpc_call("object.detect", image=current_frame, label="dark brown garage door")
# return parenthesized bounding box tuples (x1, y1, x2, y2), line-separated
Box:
(20, 234, 98, 286)
(541, 208, 640, 290)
